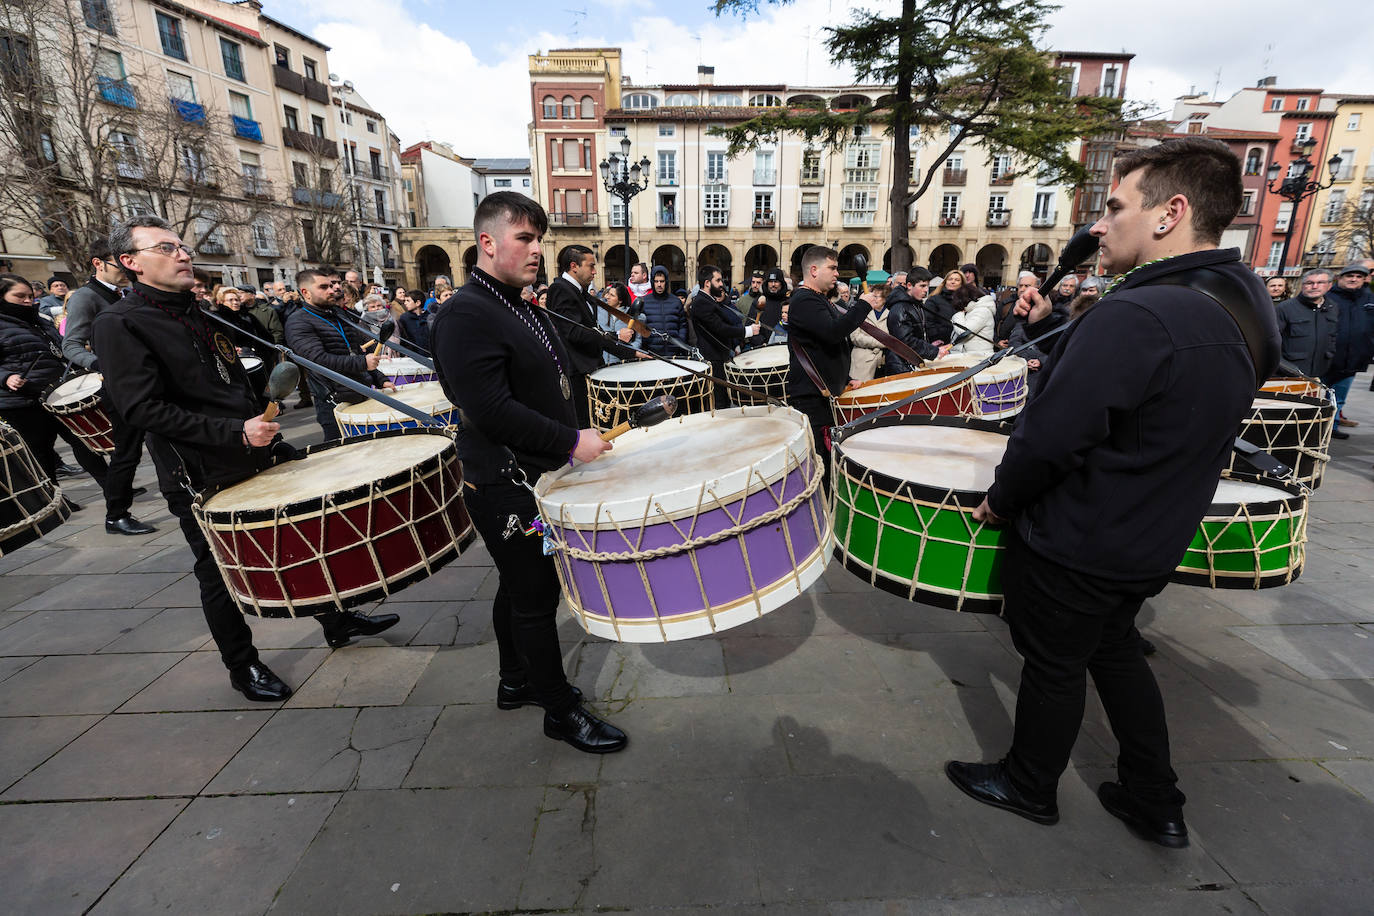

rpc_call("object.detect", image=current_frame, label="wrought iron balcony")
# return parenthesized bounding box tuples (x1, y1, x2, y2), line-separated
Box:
(549, 211, 598, 227)
(943, 168, 967, 185)
(97, 76, 137, 108)
(798, 209, 823, 227)
(939, 212, 963, 227)
(987, 209, 1011, 227)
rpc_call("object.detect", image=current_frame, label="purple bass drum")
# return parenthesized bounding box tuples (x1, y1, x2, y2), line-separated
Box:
(379, 356, 437, 387)
(534, 405, 830, 641)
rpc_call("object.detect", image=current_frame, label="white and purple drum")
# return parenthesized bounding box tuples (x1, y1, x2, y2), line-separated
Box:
(380, 356, 438, 386)
(332, 381, 457, 438)
(930, 353, 1029, 419)
(535, 405, 830, 641)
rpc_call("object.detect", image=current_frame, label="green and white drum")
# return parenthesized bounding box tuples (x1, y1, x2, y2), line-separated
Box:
(1172, 473, 1308, 589)
(831, 415, 1011, 612)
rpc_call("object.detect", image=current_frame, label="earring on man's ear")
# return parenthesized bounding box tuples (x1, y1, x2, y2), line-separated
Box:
(1157, 224, 1168, 233)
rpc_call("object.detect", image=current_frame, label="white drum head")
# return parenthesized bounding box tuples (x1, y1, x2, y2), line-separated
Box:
(841, 424, 1007, 492)
(846, 371, 960, 399)
(45, 373, 103, 406)
(931, 354, 1026, 383)
(381, 357, 430, 376)
(240, 356, 263, 371)
(729, 346, 789, 370)
(589, 359, 709, 384)
(334, 381, 452, 424)
(204, 434, 451, 512)
(1212, 477, 1295, 506)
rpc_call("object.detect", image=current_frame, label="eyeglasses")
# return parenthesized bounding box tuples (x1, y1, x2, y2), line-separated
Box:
(131, 242, 194, 258)
(1301, 279, 1331, 286)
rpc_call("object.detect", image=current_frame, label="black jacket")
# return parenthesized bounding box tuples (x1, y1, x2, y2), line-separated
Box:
(688, 290, 748, 364)
(1274, 294, 1338, 378)
(636, 283, 688, 357)
(91, 284, 272, 492)
(397, 309, 431, 352)
(431, 267, 579, 485)
(546, 275, 635, 376)
(884, 287, 941, 364)
(1324, 284, 1374, 377)
(0, 302, 66, 410)
(919, 292, 960, 344)
(284, 303, 387, 404)
(1007, 301, 1071, 365)
(785, 287, 871, 397)
(986, 248, 1279, 581)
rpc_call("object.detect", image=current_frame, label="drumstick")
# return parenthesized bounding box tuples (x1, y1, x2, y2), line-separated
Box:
(260, 361, 301, 421)
(362, 318, 397, 352)
(600, 395, 677, 441)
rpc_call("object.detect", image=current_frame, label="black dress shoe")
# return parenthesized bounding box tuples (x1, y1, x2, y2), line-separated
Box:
(1098, 782, 1189, 848)
(229, 661, 293, 701)
(55, 463, 82, 478)
(1332, 429, 1350, 440)
(130, 486, 147, 498)
(544, 703, 628, 754)
(945, 760, 1059, 825)
(1140, 637, 1158, 656)
(61, 496, 83, 512)
(319, 610, 400, 648)
(105, 514, 157, 535)
(497, 680, 583, 710)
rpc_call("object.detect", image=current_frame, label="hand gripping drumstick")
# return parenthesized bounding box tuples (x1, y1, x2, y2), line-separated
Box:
(600, 395, 677, 441)
(361, 318, 396, 352)
(260, 361, 301, 421)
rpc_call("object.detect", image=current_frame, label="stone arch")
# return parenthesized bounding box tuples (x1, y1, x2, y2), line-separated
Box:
(975, 243, 1009, 288)
(460, 245, 478, 282)
(838, 243, 870, 280)
(698, 244, 733, 286)
(928, 243, 962, 277)
(743, 243, 778, 281)
(790, 243, 815, 282)
(416, 244, 453, 292)
(651, 244, 687, 290)
(1020, 243, 1053, 272)
(882, 244, 916, 274)
(603, 244, 639, 284)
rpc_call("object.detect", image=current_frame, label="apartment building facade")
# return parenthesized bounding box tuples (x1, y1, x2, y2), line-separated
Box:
(1304, 96, 1374, 268)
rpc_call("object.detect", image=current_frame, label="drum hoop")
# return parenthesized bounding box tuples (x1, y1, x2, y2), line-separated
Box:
(43, 375, 105, 412)
(588, 360, 710, 384)
(1175, 469, 1308, 590)
(194, 427, 457, 519)
(1250, 391, 1332, 412)
(832, 415, 1010, 507)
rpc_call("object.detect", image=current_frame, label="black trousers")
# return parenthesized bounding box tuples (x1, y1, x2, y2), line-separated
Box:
(102, 399, 145, 521)
(1, 403, 108, 488)
(570, 373, 591, 428)
(466, 481, 576, 713)
(1000, 529, 1184, 817)
(789, 392, 834, 493)
(306, 376, 341, 441)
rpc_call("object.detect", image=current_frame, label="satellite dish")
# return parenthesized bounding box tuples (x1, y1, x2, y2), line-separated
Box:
(327, 72, 339, 82)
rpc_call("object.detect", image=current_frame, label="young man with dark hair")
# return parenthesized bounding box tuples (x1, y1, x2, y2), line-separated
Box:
(687, 265, 761, 388)
(93, 217, 398, 702)
(545, 245, 639, 426)
(430, 191, 627, 753)
(947, 137, 1279, 849)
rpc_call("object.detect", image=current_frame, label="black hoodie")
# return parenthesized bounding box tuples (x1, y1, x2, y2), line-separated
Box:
(635, 266, 688, 356)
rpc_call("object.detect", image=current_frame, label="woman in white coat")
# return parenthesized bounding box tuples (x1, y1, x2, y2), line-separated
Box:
(950, 288, 996, 355)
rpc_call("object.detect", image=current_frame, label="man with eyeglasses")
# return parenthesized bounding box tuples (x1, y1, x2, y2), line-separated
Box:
(284, 267, 395, 441)
(59, 234, 156, 536)
(1275, 269, 1340, 431)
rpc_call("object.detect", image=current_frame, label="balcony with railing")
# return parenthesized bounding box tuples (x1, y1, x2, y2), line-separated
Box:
(115, 158, 143, 180)
(273, 64, 305, 95)
(1031, 212, 1057, 228)
(752, 211, 775, 228)
(798, 208, 823, 227)
(171, 98, 205, 123)
(197, 237, 229, 255)
(293, 186, 344, 208)
(282, 128, 339, 158)
(549, 211, 598, 227)
(240, 174, 273, 199)
(943, 167, 967, 186)
(1333, 166, 1355, 182)
(752, 168, 776, 186)
(232, 116, 262, 142)
(346, 158, 391, 182)
(657, 210, 678, 228)
(939, 212, 963, 228)
(1321, 205, 1345, 224)
(987, 209, 1011, 227)
(656, 170, 678, 186)
(1365, 164, 1374, 180)
(383, 254, 398, 269)
(251, 241, 280, 257)
(799, 167, 825, 186)
(183, 165, 218, 188)
(843, 210, 876, 227)
(703, 170, 728, 185)
(990, 172, 1014, 186)
(907, 210, 919, 228)
(1274, 214, 1291, 233)
(97, 76, 137, 108)
(703, 209, 729, 227)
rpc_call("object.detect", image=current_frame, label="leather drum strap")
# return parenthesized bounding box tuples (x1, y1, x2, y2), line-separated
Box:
(1149, 269, 1278, 387)
(857, 319, 928, 368)
(788, 339, 831, 399)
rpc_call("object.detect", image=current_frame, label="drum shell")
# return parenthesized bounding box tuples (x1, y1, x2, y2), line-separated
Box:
(0, 421, 71, 556)
(193, 428, 476, 617)
(43, 376, 116, 454)
(1229, 391, 1333, 489)
(1259, 377, 1326, 399)
(930, 354, 1028, 419)
(587, 360, 714, 430)
(332, 382, 458, 438)
(380, 357, 438, 387)
(1171, 472, 1307, 589)
(831, 369, 977, 425)
(724, 345, 790, 406)
(831, 414, 1010, 612)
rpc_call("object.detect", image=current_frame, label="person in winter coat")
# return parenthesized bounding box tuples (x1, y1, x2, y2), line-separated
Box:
(848, 286, 893, 380)
(635, 266, 688, 356)
(922, 269, 971, 344)
(1320, 263, 1374, 431)
(1274, 269, 1338, 379)
(749, 267, 789, 346)
(950, 289, 997, 355)
(597, 282, 641, 364)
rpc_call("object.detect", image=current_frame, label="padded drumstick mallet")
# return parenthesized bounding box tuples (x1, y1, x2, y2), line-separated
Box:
(853, 253, 870, 293)
(260, 361, 300, 422)
(601, 395, 677, 441)
(362, 318, 396, 352)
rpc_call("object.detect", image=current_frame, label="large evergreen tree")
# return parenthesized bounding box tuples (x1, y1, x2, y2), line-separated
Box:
(711, 0, 1125, 272)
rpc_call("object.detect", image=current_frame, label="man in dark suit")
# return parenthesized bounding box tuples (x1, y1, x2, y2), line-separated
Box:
(545, 245, 639, 426)
(687, 265, 761, 399)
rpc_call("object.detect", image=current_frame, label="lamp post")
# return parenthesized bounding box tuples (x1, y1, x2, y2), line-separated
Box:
(598, 136, 651, 283)
(329, 74, 370, 278)
(1266, 138, 1341, 276)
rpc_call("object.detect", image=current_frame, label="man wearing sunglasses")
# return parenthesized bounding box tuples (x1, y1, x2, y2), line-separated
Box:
(93, 216, 398, 703)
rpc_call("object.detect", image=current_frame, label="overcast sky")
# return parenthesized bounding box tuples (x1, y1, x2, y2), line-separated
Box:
(265, 0, 1374, 157)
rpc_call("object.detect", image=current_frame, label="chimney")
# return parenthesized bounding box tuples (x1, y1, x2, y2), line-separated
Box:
(1256, 76, 1277, 88)
(698, 65, 714, 86)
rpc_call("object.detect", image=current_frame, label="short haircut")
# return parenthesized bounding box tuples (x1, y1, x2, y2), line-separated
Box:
(1113, 137, 1242, 245)
(801, 246, 837, 271)
(558, 244, 594, 275)
(1017, 270, 1038, 282)
(108, 216, 175, 281)
(474, 190, 548, 240)
(632, 262, 648, 275)
(696, 264, 721, 286)
(433, 274, 452, 289)
(907, 266, 932, 283)
(296, 267, 339, 288)
(1302, 268, 1333, 283)
(192, 267, 212, 286)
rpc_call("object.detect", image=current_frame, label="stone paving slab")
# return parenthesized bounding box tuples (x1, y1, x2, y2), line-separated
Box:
(92, 793, 340, 916)
(11, 543, 171, 576)
(1230, 623, 1374, 679)
(1318, 758, 1374, 800)
(721, 633, 890, 695)
(0, 574, 67, 611)
(96, 605, 214, 654)
(4, 709, 271, 800)
(0, 798, 188, 914)
(1242, 881, 1374, 916)
(0, 714, 101, 792)
(121, 647, 331, 712)
(284, 645, 436, 708)
(0, 607, 160, 656)
(0, 652, 182, 716)
(11, 571, 183, 611)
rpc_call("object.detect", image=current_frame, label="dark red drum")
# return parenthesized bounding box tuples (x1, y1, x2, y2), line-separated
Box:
(831, 368, 978, 425)
(193, 428, 476, 618)
(43, 374, 116, 454)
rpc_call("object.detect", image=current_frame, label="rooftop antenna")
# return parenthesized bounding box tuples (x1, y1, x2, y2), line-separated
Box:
(1212, 66, 1222, 99)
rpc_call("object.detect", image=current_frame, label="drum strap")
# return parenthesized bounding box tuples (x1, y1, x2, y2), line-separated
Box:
(788, 340, 832, 399)
(855, 318, 928, 369)
(1147, 269, 1278, 387)
(1231, 437, 1293, 481)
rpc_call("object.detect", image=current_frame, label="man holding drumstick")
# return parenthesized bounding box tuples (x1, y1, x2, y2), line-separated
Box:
(945, 139, 1279, 847)
(431, 192, 628, 754)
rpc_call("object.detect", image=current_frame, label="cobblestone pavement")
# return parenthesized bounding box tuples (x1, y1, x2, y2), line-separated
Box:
(2, 379, 1373, 915)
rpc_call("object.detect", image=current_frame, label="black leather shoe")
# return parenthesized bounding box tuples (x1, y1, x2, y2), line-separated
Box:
(497, 680, 583, 710)
(319, 611, 400, 648)
(105, 514, 157, 535)
(1141, 637, 1158, 656)
(1332, 429, 1350, 440)
(61, 496, 83, 512)
(945, 760, 1059, 825)
(544, 704, 628, 754)
(229, 662, 293, 701)
(55, 463, 82, 478)
(130, 486, 147, 498)
(1098, 781, 1189, 848)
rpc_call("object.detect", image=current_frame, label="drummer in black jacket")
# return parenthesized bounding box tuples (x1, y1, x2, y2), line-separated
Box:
(545, 245, 640, 427)
(92, 216, 398, 703)
(689, 265, 761, 397)
(947, 138, 1280, 850)
(784, 246, 869, 488)
(431, 192, 627, 755)
(283, 268, 394, 440)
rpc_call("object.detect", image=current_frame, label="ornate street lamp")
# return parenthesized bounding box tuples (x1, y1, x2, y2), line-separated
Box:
(599, 136, 651, 282)
(1266, 138, 1342, 275)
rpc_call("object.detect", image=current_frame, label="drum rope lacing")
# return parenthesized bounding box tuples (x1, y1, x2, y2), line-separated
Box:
(1187, 474, 1308, 589)
(0, 430, 68, 542)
